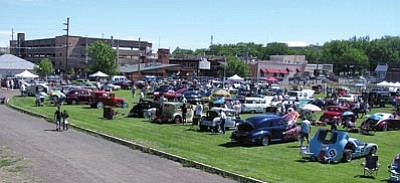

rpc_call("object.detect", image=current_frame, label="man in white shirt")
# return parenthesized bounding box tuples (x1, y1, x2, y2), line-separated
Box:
(219, 109, 226, 135)
(300, 117, 311, 147)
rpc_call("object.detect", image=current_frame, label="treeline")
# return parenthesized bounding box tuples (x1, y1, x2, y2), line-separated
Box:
(172, 36, 400, 75)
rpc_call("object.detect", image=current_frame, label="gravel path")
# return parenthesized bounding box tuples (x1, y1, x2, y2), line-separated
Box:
(0, 88, 237, 183)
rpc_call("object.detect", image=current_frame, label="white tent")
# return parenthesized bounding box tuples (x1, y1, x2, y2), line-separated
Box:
(89, 71, 109, 78)
(227, 74, 244, 82)
(377, 81, 390, 87)
(14, 70, 38, 78)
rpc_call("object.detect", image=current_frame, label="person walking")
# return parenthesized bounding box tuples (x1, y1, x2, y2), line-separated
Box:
(10, 79, 14, 91)
(62, 109, 69, 131)
(131, 84, 137, 98)
(219, 109, 226, 135)
(54, 106, 62, 131)
(299, 117, 311, 147)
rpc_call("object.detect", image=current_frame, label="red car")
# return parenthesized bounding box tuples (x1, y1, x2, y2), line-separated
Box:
(90, 91, 128, 109)
(319, 106, 355, 125)
(65, 89, 93, 105)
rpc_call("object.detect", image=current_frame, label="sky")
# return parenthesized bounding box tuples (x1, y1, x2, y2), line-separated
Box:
(0, 0, 399, 51)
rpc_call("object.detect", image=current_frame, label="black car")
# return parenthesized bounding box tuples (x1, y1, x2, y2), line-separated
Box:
(114, 81, 132, 90)
(231, 115, 300, 146)
(128, 100, 159, 118)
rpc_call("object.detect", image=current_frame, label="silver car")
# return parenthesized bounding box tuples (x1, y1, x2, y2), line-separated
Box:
(199, 107, 239, 131)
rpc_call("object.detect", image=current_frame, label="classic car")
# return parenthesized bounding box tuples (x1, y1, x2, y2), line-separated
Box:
(182, 90, 202, 104)
(199, 107, 238, 131)
(65, 88, 92, 105)
(128, 99, 159, 118)
(152, 102, 193, 123)
(360, 113, 400, 131)
(306, 129, 378, 163)
(90, 91, 128, 109)
(230, 114, 300, 146)
(339, 94, 358, 103)
(319, 106, 354, 125)
(153, 85, 174, 99)
(103, 83, 121, 91)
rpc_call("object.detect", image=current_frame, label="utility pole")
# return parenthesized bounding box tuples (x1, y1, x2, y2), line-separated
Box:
(63, 17, 70, 73)
(138, 37, 141, 79)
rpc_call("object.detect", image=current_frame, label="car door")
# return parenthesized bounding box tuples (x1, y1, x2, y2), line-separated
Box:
(270, 119, 286, 142)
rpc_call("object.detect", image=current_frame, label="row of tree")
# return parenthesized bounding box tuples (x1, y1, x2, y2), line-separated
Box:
(173, 36, 400, 76)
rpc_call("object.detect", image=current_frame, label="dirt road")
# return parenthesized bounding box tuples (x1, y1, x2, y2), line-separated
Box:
(0, 89, 236, 183)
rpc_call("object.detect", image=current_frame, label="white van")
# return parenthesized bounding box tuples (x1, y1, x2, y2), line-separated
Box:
(241, 97, 268, 113)
(110, 75, 129, 83)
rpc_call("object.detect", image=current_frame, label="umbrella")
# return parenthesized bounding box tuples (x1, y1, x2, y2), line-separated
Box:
(212, 89, 230, 97)
(265, 77, 278, 83)
(300, 104, 322, 112)
(213, 97, 225, 105)
(342, 111, 355, 116)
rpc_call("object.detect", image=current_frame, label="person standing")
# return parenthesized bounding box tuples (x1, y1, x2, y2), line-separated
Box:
(6, 79, 10, 91)
(140, 90, 145, 103)
(54, 106, 62, 131)
(131, 84, 137, 98)
(219, 109, 226, 135)
(193, 102, 203, 127)
(62, 110, 69, 131)
(20, 82, 26, 96)
(181, 103, 188, 124)
(299, 117, 311, 147)
(10, 79, 14, 91)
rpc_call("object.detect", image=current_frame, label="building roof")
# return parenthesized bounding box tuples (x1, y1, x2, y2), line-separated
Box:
(120, 63, 179, 73)
(0, 54, 37, 70)
(375, 64, 388, 72)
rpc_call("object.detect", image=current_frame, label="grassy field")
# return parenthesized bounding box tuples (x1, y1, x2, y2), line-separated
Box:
(9, 90, 400, 183)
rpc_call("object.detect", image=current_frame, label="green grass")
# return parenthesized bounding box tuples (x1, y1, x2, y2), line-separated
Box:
(9, 91, 400, 183)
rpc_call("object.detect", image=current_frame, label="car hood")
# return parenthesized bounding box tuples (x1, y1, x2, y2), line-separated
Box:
(323, 111, 342, 116)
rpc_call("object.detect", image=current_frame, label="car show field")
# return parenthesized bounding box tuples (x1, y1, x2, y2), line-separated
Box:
(8, 90, 400, 183)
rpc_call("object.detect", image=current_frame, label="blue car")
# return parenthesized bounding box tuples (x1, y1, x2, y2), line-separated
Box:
(230, 114, 300, 146)
(307, 129, 378, 163)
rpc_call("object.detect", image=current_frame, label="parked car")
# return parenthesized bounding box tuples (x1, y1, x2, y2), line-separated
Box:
(306, 129, 378, 163)
(360, 113, 400, 132)
(128, 99, 159, 118)
(183, 90, 202, 104)
(153, 85, 174, 99)
(152, 102, 193, 123)
(65, 88, 93, 105)
(199, 107, 238, 131)
(363, 90, 391, 108)
(103, 83, 121, 91)
(339, 94, 358, 102)
(113, 81, 132, 90)
(90, 91, 128, 109)
(319, 106, 353, 125)
(230, 114, 300, 146)
(241, 97, 268, 113)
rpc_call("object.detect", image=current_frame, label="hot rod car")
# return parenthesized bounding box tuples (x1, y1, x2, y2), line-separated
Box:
(302, 129, 378, 163)
(360, 113, 400, 132)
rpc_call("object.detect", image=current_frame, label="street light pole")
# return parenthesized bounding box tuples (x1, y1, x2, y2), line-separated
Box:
(223, 56, 226, 87)
(63, 17, 70, 73)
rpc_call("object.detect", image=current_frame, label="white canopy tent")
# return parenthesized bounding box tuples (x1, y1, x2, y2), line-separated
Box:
(377, 81, 390, 87)
(227, 74, 244, 82)
(89, 71, 109, 78)
(14, 70, 38, 78)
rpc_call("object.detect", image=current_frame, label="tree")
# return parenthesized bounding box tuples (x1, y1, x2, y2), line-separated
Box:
(263, 42, 294, 59)
(87, 41, 118, 75)
(34, 58, 54, 78)
(219, 56, 251, 78)
(172, 47, 194, 56)
(68, 68, 75, 76)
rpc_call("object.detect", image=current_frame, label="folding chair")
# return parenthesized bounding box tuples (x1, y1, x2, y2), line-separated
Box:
(362, 154, 379, 177)
(388, 154, 400, 182)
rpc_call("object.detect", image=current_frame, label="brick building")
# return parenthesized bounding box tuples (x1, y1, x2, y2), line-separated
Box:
(10, 33, 152, 76)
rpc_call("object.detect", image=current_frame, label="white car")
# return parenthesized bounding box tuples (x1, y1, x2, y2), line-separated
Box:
(104, 83, 121, 91)
(339, 94, 358, 102)
(199, 107, 239, 131)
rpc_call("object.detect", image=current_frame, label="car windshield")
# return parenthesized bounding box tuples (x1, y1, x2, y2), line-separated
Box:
(353, 139, 365, 146)
(317, 130, 338, 144)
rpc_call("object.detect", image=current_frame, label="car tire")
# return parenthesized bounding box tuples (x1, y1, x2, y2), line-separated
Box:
(174, 116, 182, 124)
(97, 102, 104, 109)
(199, 125, 207, 131)
(369, 146, 377, 155)
(260, 136, 270, 146)
(343, 150, 352, 162)
(71, 100, 78, 105)
(122, 102, 128, 108)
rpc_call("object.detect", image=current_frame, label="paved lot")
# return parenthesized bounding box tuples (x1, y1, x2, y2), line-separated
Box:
(0, 88, 236, 183)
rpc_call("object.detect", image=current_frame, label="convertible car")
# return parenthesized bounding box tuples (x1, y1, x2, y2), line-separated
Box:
(303, 129, 378, 163)
(360, 113, 400, 131)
